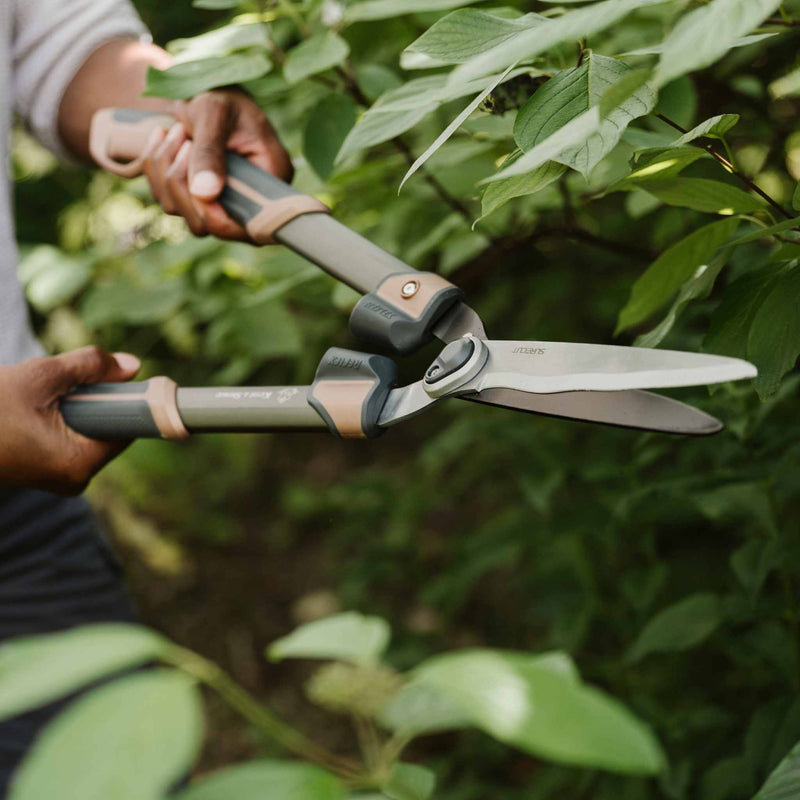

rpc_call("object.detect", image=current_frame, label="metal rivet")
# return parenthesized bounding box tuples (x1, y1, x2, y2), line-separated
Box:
(401, 280, 420, 299)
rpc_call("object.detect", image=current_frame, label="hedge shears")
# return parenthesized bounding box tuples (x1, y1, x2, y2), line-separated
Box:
(61, 108, 756, 442)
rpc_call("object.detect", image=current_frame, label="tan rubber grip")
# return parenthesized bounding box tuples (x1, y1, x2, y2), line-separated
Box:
(90, 109, 175, 177)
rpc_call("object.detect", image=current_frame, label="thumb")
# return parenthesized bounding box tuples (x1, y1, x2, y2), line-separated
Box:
(52, 347, 141, 393)
(187, 101, 229, 201)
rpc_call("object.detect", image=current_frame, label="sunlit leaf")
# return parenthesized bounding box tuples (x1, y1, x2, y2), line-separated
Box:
(10, 670, 202, 800)
(0, 625, 168, 723)
(384, 650, 665, 776)
(514, 54, 655, 178)
(144, 53, 271, 99)
(168, 23, 269, 62)
(479, 159, 566, 221)
(627, 594, 722, 662)
(345, 0, 481, 22)
(268, 612, 391, 666)
(655, 0, 782, 87)
(284, 31, 350, 85)
(666, 114, 740, 146)
(175, 761, 345, 800)
(382, 763, 436, 800)
(617, 217, 739, 333)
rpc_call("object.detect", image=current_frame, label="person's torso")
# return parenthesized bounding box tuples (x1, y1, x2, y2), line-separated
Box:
(0, 0, 44, 367)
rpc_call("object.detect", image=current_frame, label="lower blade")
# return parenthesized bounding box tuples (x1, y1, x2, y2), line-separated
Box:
(463, 388, 723, 436)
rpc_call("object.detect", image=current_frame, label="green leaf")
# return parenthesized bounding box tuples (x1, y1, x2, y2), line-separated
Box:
(479, 159, 566, 220)
(81, 279, 186, 327)
(384, 650, 665, 776)
(10, 670, 203, 800)
(402, 10, 544, 68)
(19, 246, 92, 313)
(304, 94, 358, 178)
(514, 54, 655, 178)
(144, 53, 272, 99)
(206, 299, 302, 360)
(168, 23, 269, 61)
(382, 764, 436, 800)
(635, 251, 729, 348)
(626, 593, 722, 662)
(639, 177, 765, 214)
(484, 107, 601, 183)
(450, 0, 666, 84)
(731, 539, 780, 602)
(794, 183, 800, 211)
(727, 217, 800, 246)
(339, 105, 437, 157)
(193, 0, 239, 7)
(345, 0, 482, 22)
(627, 146, 708, 181)
(268, 612, 391, 666)
(284, 31, 350, 85)
(378, 682, 475, 735)
(175, 761, 345, 800)
(0, 625, 168, 723)
(655, 0, 782, 87)
(667, 114, 740, 146)
(401, 65, 516, 190)
(704, 262, 786, 360)
(617, 217, 739, 333)
(755, 740, 800, 799)
(748, 265, 800, 398)
(770, 65, 800, 99)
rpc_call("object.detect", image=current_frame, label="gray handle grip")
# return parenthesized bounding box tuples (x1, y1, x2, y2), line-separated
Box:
(60, 379, 188, 440)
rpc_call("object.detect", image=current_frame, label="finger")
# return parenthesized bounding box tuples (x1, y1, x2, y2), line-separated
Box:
(165, 141, 209, 237)
(187, 95, 231, 201)
(230, 112, 294, 182)
(52, 347, 141, 392)
(152, 123, 188, 215)
(141, 127, 168, 204)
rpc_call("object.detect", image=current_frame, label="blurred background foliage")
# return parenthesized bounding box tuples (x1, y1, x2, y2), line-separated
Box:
(11, 0, 800, 797)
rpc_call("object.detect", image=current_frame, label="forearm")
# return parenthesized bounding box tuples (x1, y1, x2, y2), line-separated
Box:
(58, 38, 174, 162)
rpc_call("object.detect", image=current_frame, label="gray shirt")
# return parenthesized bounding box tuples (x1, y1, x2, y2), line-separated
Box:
(1, 0, 146, 365)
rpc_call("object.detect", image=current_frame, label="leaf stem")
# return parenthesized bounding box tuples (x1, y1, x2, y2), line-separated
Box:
(656, 113, 794, 221)
(165, 645, 362, 779)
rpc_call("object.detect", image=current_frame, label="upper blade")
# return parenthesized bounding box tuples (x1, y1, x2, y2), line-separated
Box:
(462, 340, 757, 394)
(464, 387, 723, 436)
(432, 302, 486, 343)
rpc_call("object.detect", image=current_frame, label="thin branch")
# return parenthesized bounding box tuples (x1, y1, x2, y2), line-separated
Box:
(656, 113, 795, 221)
(765, 15, 800, 27)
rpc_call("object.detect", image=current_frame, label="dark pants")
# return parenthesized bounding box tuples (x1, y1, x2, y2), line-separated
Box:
(0, 488, 136, 795)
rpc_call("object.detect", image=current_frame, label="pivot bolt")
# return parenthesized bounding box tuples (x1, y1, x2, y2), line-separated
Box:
(401, 280, 420, 299)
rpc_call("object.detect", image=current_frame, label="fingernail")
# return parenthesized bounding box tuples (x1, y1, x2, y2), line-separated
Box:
(190, 170, 223, 198)
(113, 352, 141, 372)
(166, 122, 184, 142)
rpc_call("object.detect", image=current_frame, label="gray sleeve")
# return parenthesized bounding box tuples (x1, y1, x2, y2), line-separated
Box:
(12, 0, 149, 159)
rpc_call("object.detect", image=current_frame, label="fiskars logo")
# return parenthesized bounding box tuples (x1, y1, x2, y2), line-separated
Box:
(513, 346, 546, 355)
(330, 356, 364, 370)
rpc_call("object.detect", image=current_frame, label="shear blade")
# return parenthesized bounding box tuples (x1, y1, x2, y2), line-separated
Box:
(464, 388, 723, 436)
(463, 340, 757, 394)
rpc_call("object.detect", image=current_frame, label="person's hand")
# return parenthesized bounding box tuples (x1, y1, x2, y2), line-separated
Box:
(0, 347, 141, 496)
(141, 89, 293, 240)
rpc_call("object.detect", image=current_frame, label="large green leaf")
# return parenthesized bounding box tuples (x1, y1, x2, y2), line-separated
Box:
(304, 94, 358, 179)
(345, 0, 481, 22)
(617, 217, 739, 333)
(704, 262, 788, 358)
(450, 0, 666, 83)
(748, 265, 800, 397)
(480, 159, 566, 220)
(0, 625, 168, 723)
(267, 612, 391, 666)
(667, 114, 740, 146)
(144, 53, 271, 99)
(284, 31, 350, 85)
(626, 594, 722, 662)
(168, 23, 269, 61)
(638, 177, 764, 214)
(655, 0, 782, 87)
(175, 761, 345, 800)
(635, 251, 729, 348)
(382, 763, 436, 800)
(731, 539, 780, 603)
(10, 670, 203, 800)
(627, 146, 708, 181)
(19, 246, 92, 313)
(383, 650, 665, 776)
(82, 279, 186, 327)
(755, 740, 800, 799)
(514, 54, 656, 178)
(402, 10, 544, 68)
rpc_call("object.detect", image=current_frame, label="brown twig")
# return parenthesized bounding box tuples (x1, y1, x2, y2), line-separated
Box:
(656, 113, 795, 221)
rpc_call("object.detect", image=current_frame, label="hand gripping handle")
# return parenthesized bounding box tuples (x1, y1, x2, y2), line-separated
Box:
(90, 108, 463, 354)
(60, 378, 190, 440)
